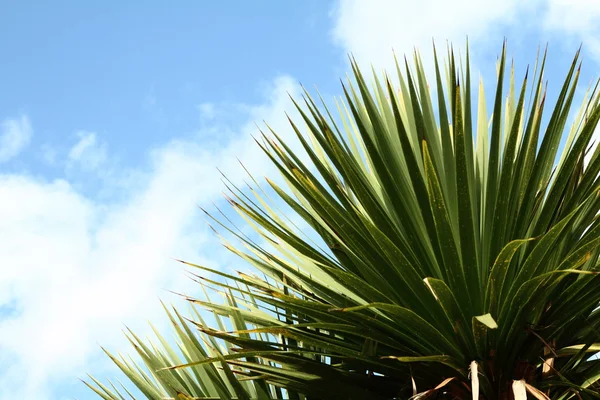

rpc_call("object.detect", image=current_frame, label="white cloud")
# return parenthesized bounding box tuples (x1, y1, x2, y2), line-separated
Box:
(68, 131, 107, 171)
(330, 0, 600, 72)
(0, 115, 32, 163)
(331, 0, 528, 71)
(0, 75, 301, 399)
(543, 0, 600, 61)
(544, 0, 600, 30)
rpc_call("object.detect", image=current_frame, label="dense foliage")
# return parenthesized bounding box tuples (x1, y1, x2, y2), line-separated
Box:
(87, 44, 600, 399)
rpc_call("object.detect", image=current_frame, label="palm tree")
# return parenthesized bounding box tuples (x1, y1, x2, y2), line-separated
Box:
(86, 43, 600, 399)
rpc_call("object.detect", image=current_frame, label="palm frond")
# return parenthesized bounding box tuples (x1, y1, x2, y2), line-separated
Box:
(88, 42, 600, 399)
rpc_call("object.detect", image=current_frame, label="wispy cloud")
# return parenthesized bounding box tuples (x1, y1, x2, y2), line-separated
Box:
(0, 76, 301, 399)
(0, 115, 32, 163)
(197, 102, 216, 121)
(542, 0, 600, 61)
(68, 131, 108, 171)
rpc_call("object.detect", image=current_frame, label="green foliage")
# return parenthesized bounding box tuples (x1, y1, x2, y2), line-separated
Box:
(87, 43, 600, 399)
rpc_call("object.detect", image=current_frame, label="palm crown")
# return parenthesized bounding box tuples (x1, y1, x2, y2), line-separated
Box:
(87, 43, 600, 400)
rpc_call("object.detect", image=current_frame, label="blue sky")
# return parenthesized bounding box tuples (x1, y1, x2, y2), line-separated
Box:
(0, 1, 337, 185)
(1, 1, 600, 399)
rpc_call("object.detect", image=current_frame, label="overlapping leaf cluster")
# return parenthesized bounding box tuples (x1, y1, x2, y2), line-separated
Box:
(87, 44, 600, 399)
